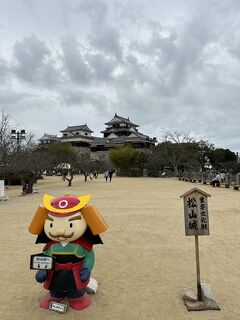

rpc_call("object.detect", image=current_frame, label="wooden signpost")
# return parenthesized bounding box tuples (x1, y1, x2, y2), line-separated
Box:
(180, 187, 220, 311)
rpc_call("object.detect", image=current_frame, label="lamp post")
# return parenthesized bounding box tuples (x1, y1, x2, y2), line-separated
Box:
(11, 129, 26, 152)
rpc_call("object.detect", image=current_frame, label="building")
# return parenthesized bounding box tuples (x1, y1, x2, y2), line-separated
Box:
(60, 124, 94, 148)
(102, 114, 140, 138)
(39, 124, 95, 153)
(39, 134, 59, 145)
(39, 114, 156, 160)
(90, 114, 156, 160)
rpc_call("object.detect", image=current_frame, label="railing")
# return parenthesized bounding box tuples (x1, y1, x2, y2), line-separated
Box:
(178, 172, 240, 190)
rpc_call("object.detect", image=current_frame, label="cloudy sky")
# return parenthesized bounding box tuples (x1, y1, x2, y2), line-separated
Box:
(1, 0, 240, 151)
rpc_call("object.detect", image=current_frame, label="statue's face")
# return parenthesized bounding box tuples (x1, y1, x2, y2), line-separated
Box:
(44, 212, 87, 244)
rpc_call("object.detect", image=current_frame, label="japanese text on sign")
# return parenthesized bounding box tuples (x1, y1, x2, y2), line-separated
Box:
(182, 190, 210, 236)
(32, 256, 53, 270)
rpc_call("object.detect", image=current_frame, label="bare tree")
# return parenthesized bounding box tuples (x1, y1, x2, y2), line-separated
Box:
(0, 109, 13, 169)
(12, 148, 53, 193)
(160, 129, 198, 174)
(162, 129, 195, 144)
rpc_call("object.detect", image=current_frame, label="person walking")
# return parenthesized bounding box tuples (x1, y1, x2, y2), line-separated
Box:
(93, 170, 98, 179)
(108, 169, 113, 182)
(104, 170, 109, 182)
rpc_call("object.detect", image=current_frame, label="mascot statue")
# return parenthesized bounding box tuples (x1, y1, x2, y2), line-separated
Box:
(28, 194, 108, 311)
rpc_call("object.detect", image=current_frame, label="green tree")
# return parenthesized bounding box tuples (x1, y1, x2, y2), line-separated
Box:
(146, 145, 168, 176)
(109, 145, 134, 170)
(197, 140, 214, 171)
(233, 162, 240, 174)
(208, 148, 237, 171)
(109, 145, 148, 176)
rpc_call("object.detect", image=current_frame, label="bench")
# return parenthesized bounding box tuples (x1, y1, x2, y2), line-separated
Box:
(232, 182, 239, 190)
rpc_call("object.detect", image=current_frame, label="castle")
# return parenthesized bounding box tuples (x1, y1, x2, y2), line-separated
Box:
(39, 114, 156, 161)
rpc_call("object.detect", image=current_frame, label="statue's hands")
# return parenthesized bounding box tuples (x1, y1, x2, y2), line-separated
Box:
(35, 270, 48, 283)
(80, 268, 91, 282)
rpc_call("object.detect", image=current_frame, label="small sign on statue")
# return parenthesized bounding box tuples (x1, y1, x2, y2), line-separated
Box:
(49, 301, 68, 314)
(30, 253, 55, 270)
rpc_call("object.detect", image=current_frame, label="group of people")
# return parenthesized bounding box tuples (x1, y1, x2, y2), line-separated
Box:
(104, 169, 114, 182)
(82, 169, 114, 182)
(87, 169, 115, 182)
(83, 170, 98, 182)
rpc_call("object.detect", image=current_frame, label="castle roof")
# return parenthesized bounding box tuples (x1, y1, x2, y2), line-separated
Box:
(39, 133, 59, 141)
(105, 113, 139, 127)
(60, 124, 93, 133)
(90, 132, 153, 148)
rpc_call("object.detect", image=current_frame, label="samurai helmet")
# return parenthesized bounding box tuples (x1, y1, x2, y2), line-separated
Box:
(28, 193, 108, 236)
(43, 194, 91, 217)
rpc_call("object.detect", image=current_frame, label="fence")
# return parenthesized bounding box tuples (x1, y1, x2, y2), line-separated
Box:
(179, 172, 240, 190)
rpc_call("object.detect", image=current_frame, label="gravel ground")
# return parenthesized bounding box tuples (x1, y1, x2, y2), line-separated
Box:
(0, 175, 240, 320)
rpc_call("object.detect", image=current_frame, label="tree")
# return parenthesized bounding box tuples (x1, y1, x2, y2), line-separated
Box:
(208, 148, 237, 171)
(155, 130, 217, 175)
(159, 130, 197, 174)
(157, 141, 200, 174)
(47, 143, 103, 185)
(146, 145, 167, 177)
(11, 148, 53, 193)
(47, 143, 79, 186)
(109, 145, 148, 176)
(197, 140, 214, 171)
(0, 109, 39, 189)
(0, 109, 13, 169)
(0, 110, 81, 191)
(233, 162, 240, 174)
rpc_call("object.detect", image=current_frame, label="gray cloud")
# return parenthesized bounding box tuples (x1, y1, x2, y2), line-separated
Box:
(89, 25, 122, 60)
(13, 35, 50, 81)
(0, 89, 34, 105)
(77, 0, 122, 60)
(0, 0, 240, 151)
(78, 0, 107, 23)
(86, 53, 117, 81)
(0, 58, 9, 81)
(12, 35, 62, 87)
(61, 36, 92, 85)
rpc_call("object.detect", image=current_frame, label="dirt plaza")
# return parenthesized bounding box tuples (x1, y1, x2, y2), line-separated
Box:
(0, 175, 240, 320)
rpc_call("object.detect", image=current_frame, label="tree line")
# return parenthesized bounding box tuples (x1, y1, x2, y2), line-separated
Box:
(0, 109, 239, 193)
(0, 110, 108, 193)
(109, 130, 239, 176)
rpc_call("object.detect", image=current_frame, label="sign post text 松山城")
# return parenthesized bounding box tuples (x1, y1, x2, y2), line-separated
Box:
(180, 187, 220, 311)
